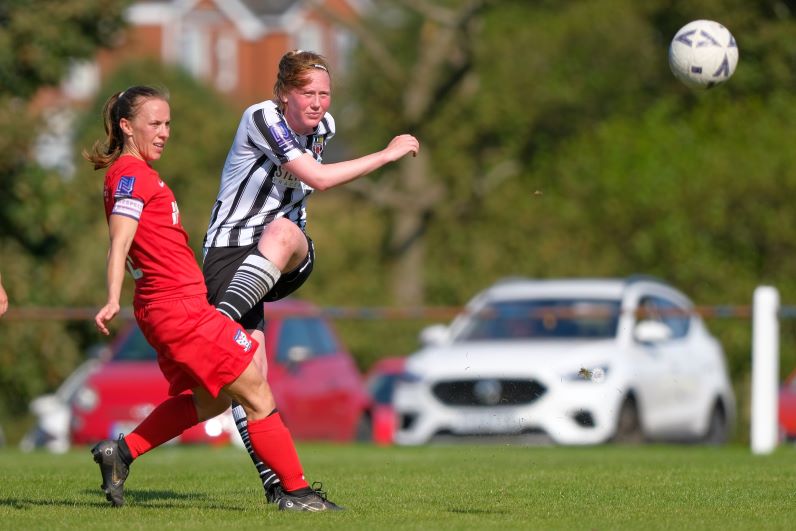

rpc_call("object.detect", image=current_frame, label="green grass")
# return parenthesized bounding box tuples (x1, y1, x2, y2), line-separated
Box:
(1, 443, 795, 530)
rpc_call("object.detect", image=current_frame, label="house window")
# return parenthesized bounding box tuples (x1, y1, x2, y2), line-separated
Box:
(61, 60, 100, 101)
(215, 34, 237, 93)
(179, 24, 210, 79)
(295, 21, 323, 55)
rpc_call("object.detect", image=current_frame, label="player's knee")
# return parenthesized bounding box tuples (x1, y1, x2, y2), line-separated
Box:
(260, 218, 303, 250)
(194, 393, 231, 422)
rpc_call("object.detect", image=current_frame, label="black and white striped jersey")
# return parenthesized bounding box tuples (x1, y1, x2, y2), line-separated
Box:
(203, 99, 335, 248)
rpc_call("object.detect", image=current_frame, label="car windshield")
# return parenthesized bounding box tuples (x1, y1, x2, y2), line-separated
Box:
(113, 327, 157, 361)
(453, 299, 621, 341)
(368, 374, 399, 405)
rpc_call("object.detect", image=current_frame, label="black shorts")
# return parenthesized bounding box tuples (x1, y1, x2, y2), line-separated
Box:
(203, 234, 315, 331)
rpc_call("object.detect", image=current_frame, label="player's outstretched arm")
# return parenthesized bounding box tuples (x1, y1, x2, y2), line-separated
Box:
(96, 215, 138, 335)
(285, 134, 419, 191)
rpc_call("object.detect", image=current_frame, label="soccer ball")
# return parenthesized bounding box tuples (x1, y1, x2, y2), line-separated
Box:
(668, 20, 738, 89)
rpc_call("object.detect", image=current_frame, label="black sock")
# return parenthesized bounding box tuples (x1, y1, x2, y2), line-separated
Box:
(217, 251, 281, 320)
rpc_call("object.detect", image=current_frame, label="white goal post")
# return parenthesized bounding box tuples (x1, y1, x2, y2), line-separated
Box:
(751, 286, 780, 455)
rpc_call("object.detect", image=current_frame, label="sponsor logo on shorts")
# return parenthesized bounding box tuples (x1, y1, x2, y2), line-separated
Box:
(234, 329, 253, 352)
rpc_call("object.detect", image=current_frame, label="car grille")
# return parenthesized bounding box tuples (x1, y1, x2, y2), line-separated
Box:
(432, 379, 546, 407)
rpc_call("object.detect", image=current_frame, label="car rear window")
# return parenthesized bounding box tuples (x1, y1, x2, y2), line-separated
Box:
(113, 327, 157, 361)
(454, 299, 621, 341)
(276, 317, 339, 362)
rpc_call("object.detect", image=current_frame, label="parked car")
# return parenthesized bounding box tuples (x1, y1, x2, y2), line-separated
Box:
(364, 357, 406, 445)
(70, 298, 371, 445)
(779, 368, 796, 441)
(394, 276, 735, 446)
(20, 358, 100, 453)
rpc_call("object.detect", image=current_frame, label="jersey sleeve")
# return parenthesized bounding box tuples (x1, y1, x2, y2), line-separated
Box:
(110, 169, 158, 222)
(321, 112, 335, 143)
(247, 104, 305, 165)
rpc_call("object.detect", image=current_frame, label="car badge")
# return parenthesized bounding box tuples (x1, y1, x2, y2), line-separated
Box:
(473, 379, 502, 406)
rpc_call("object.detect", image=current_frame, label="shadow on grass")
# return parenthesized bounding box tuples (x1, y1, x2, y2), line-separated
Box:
(0, 490, 248, 512)
(448, 507, 508, 515)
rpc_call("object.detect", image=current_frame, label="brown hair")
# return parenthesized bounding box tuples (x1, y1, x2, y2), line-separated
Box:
(83, 85, 170, 170)
(273, 50, 331, 111)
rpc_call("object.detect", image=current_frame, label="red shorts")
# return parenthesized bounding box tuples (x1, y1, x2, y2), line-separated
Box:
(134, 295, 258, 398)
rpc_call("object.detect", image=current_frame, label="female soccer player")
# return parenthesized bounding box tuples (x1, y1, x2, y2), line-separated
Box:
(86, 85, 340, 511)
(202, 50, 419, 499)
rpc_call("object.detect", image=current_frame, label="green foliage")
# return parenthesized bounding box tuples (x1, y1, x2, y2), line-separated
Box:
(3, 0, 796, 443)
(0, 0, 129, 423)
(325, 0, 796, 429)
(0, 0, 130, 99)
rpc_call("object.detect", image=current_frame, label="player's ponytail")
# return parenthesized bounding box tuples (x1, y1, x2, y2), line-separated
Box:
(83, 86, 169, 170)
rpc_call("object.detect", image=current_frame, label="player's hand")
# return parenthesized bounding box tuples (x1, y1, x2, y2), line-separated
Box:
(384, 134, 420, 161)
(95, 302, 120, 336)
(0, 291, 7, 318)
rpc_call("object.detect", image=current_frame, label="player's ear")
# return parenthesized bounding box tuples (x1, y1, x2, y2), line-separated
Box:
(119, 118, 133, 137)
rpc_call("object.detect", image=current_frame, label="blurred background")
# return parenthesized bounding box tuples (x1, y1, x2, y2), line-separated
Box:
(1, 0, 795, 448)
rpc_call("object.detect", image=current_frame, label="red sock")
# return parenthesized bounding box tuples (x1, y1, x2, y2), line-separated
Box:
(124, 394, 199, 459)
(246, 412, 309, 492)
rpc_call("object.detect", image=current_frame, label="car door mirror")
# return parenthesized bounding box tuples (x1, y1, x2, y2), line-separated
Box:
(634, 320, 673, 344)
(86, 343, 112, 361)
(419, 324, 449, 347)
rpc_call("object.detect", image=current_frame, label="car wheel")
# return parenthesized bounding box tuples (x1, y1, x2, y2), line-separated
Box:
(702, 403, 728, 445)
(355, 413, 373, 442)
(612, 396, 644, 444)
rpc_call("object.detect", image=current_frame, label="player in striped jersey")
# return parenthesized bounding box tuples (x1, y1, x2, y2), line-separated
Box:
(202, 50, 419, 505)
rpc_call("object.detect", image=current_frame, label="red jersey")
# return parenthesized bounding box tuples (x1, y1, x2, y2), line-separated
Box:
(103, 155, 206, 305)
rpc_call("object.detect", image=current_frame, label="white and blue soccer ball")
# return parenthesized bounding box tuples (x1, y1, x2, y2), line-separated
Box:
(669, 20, 738, 89)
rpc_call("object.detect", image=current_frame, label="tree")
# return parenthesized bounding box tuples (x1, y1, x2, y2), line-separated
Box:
(311, 0, 495, 304)
(0, 0, 131, 425)
(319, 0, 796, 306)
(0, 0, 130, 251)
(308, 0, 796, 393)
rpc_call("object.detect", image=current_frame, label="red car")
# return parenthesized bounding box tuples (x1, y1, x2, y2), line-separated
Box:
(70, 299, 371, 445)
(364, 357, 406, 445)
(779, 368, 796, 441)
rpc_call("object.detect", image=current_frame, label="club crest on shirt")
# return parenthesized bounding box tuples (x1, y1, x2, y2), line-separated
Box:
(233, 329, 253, 352)
(312, 135, 325, 157)
(115, 176, 135, 198)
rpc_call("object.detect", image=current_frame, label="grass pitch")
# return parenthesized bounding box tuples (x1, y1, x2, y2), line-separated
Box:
(1, 442, 794, 530)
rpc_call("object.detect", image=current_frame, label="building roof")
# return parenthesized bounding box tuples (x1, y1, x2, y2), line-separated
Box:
(240, 0, 299, 17)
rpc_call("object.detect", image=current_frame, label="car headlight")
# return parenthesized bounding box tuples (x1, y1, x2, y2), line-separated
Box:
(204, 417, 224, 438)
(396, 371, 424, 384)
(563, 365, 610, 383)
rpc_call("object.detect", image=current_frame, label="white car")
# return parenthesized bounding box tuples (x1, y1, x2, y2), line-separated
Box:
(19, 358, 100, 453)
(394, 277, 735, 445)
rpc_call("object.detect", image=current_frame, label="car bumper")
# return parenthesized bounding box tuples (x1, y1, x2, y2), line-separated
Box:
(394, 379, 624, 445)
